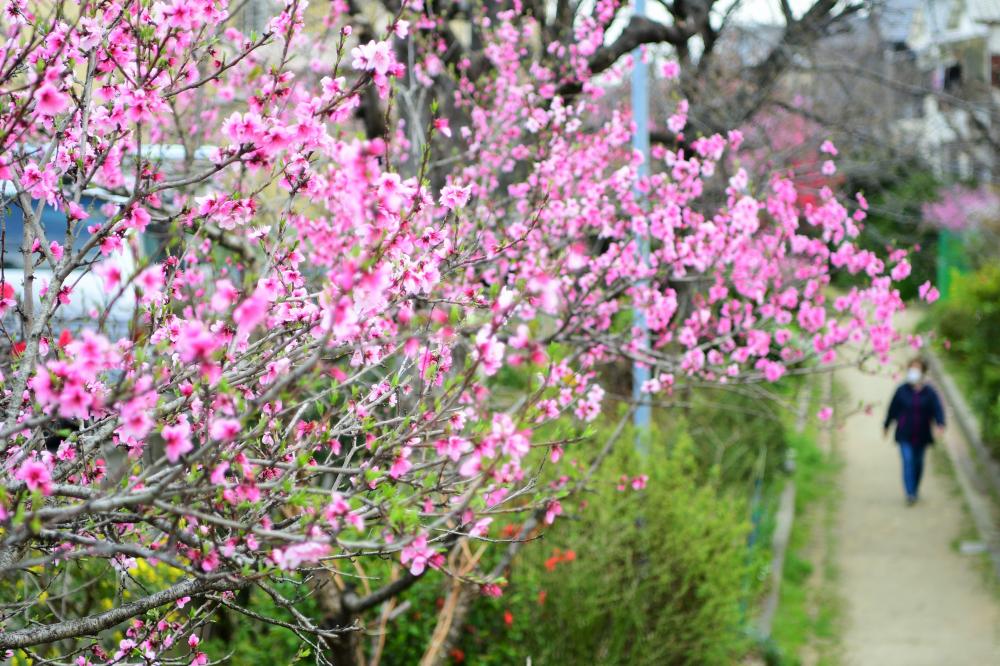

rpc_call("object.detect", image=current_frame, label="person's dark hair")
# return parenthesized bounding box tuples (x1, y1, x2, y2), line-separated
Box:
(908, 356, 928, 373)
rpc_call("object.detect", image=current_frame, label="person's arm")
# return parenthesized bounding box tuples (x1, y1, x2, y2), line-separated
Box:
(931, 387, 946, 439)
(884, 387, 901, 438)
(931, 388, 946, 426)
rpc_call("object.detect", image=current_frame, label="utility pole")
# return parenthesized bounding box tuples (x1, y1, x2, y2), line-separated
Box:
(631, 0, 652, 455)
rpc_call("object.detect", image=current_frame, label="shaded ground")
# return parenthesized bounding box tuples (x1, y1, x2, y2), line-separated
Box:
(836, 353, 1000, 665)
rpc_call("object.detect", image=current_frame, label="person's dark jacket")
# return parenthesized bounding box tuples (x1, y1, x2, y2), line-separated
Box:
(884, 383, 946, 446)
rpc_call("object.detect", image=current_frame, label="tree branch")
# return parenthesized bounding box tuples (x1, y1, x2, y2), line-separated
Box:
(0, 576, 243, 649)
(558, 16, 694, 96)
(343, 570, 422, 614)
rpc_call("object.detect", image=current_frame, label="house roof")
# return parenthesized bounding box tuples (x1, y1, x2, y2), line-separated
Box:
(877, 0, 923, 43)
(968, 0, 1000, 23)
(905, 0, 990, 50)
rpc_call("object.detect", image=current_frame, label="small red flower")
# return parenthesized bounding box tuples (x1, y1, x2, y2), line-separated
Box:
(503, 610, 513, 626)
(544, 547, 577, 571)
(449, 648, 465, 663)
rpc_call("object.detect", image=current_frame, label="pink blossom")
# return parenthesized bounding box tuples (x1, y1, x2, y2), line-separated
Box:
(459, 452, 483, 478)
(439, 184, 471, 210)
(435, 436, 471, 462)
(890, 260, 911, 282)
(162, 421, 193, 463)
(544, 500, 562, 525)
(918, 281, 940, 304)
(211, 279, 239, 312)
(200, 550, 220, 572)
(125, 207, 151, 232)
(468, 517, 492, 537)
(389, 447, 413, 479)
(95, 262, 122, 291)
(118, 400, 154, 441)
(490, 414, 531, 460)
(100, 235, 123, 256)
(59, 382, 94, 420)
(209, 418, 240, 441)
(34, 83, 69, 115)
(28, 370, 58, 406)
(817, 407, 833, 422)
(480, 583, 503, 597)
(21, 162, 57, 202)
(0, 282, 15, 316)
(0, 7, 913, 649)
(15, 460, 52, 495)
(271, 542, 331, 570)
(233, 289, 268, 334)
(473, 327, 505, 376)
(400, 534, 442, 576)
(433, 118, 452, 138)
(323, 493, 351, 526)
(137, 265, 166, 303)
(351, 40, 393, 75)
(923, 185, 999, 231)
(210, 463, 230, 485)
(667, 99, 688, 134)
(177, 321, 219, 364)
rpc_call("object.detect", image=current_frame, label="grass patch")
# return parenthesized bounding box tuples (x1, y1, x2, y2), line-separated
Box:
(929, 440, 1000, 598)
(766, 377, 843, 666)
(931, 348, 1000, 510)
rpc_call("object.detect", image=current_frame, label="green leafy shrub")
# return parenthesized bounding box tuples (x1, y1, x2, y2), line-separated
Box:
(197, 396, 783, 665)
(684, 387, 791, 490)
(932, 264, 1000, 456)
(453, 428, 752, 665)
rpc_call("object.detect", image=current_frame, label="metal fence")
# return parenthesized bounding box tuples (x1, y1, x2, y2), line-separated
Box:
(936, 229, 971, 301)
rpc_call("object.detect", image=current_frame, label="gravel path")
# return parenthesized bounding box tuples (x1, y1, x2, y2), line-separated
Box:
(836, 357, 1000, 665)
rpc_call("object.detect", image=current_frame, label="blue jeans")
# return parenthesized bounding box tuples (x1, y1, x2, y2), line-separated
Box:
(898, 441, 927, 499)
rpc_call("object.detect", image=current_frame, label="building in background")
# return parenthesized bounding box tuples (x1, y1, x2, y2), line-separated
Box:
(894, 0, 1000, 182)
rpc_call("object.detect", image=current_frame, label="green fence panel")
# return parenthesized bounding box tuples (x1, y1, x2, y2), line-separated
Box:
(937, 229, 971, 301)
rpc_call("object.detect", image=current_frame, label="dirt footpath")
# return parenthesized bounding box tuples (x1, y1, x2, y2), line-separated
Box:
(836, 357, 1000, 665)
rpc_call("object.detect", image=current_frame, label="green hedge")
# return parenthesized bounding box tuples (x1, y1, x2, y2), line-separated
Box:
(932, 264, 1000, 457)
(450, 428, 752, 665)
(196, 392, 795, 664)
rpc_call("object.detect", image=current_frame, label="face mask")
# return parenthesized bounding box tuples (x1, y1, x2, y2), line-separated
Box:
(906, 368, 923, 384)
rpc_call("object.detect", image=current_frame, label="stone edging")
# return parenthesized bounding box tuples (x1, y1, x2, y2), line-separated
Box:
(925, 350, 1000, 578)
(925, 351, 1000, 497)
(757, 374, 831, 639)
(757, 481, 796, 639)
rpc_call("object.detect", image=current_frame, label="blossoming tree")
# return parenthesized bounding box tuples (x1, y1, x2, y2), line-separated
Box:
(0, 0, 913, 662)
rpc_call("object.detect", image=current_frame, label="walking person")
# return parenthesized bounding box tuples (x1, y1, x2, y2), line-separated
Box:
(883, 357, 946, 506)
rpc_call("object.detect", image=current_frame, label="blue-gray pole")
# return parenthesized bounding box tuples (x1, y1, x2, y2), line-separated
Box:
(631, 0, 652, 454)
